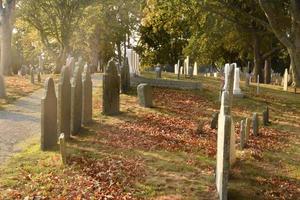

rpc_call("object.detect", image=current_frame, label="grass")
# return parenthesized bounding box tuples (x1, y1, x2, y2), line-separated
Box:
(0, 72, 299, 199)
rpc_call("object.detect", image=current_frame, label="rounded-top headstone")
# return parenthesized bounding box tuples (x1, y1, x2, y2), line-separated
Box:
(106, 59, 118, 76)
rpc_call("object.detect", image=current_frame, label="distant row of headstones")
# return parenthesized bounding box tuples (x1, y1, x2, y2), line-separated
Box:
(215, 63, 271, 200)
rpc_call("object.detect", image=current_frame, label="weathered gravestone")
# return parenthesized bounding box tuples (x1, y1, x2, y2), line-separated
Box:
(211, 112, 219, 129)
(240, 120, 246, 149)
(0, 75, 6, 98)
(216, 91, 234, 200)
(252, 113, 259, 136)
(137, 83, 153, 108)
(71, 66, 83, 135)
(58, 66, 71, 140)
(155, 65, 162, 79)
(102, 59, 120, 115)
(121, 58, 131, 94)
(233, 66, 244, 98)
(30, 68, 35, 84)
(82, 65, 93, 125)
(263, 106, 270, 126)
(283, 68, 288, 91)
(66, 57, 75, 77)
(256, 75, 260, 95)
(245, 73, 250, 87)
(245, 118, 250, 143)
(193, 62, 198, 76)
(59, 133, 67, 165)
(37, 72, 41, 83)
(41, 78, 57, 151)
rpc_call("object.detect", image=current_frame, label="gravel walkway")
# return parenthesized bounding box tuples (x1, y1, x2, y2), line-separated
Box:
(0, 74, 102, 164)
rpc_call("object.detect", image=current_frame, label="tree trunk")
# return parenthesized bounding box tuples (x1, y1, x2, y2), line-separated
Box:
(253, 33, 264, 83)
(0, 0, 15, 76)
(116, 41, 122, 70)
(288, 48, 300, 87)
(55, 47, 67, 74)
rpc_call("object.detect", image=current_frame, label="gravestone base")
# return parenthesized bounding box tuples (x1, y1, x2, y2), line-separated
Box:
(233, 93, 244, 98)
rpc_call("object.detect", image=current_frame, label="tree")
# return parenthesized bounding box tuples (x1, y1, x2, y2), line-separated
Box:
(259, 0, 300, 86)
(0, 0, 16, 76)
(19, 0, 89, 73)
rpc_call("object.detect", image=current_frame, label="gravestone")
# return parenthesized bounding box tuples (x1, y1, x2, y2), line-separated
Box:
(41, 78, 58, 151)
(82, 65, 93, 125)
(37, 72, 41, 83)
(188, 66, 193, 77)
(155, 65, 162, 78)
(193, 62, 198, 76)
(137, 83, 153, 108)
(71, 66, 83, 135)
(256, 75, 260, 95)
(245, 73, 250, 87)
(283, 68, 288, 91)
(30, 68, 35, 84)
(216, 91, 234, 200)
(262, 107, 270, 126)
(240, 120, 245, 149)
(102, 59, 120, 115)
(58, 66, 71, 140)
(245, 118, 250, 143)
(0, 75, 6, 98)
(252, 113, 259, 136)
(174, 64, 179, 75)
(211, 112, 219, 129)
(121, 58, 131, 94)
(59, 133, 67, 165)
(66, 57, 76, 76)
(233, 67, 244, 98)
(180, 66, 183, 74)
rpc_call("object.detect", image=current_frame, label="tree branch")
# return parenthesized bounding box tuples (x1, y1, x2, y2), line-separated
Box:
(259, 0, 294, 49)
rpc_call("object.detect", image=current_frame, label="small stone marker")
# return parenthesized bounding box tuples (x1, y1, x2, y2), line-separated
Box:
(263, 106, 270, 126)
(30, 68, 35, 84)
(283, 68, 288, 91)
(245, 118, 250, 143)
(155, 65, 162, 78)
(37, 72, 41, 83)
(252, 113, 259, 136)
(102, 59, 120, 115)
(211, 112, 219, 129)
(82, 65, 93, 125)
(59, 133, 67, 165)
(58, 66, 71, 140)
(240, 120, 245, 149)
(71, 66, 83, 135)
(41, 78, 58, 151)
(137, 83, 153, 108)
(0, 75, 6, 98)
(120, 58, 131, 94)
(256, 75, 260, 95)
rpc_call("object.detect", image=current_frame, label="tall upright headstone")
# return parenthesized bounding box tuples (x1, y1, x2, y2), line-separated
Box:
(0, 75, 6, 98)
(216, 91, 234, 200)
(82, 65, 93, 125)
(283, 68, 288, 91)
(245, 118, 250, 143)
(71, 66, 83, 135)
(30, 68, 35, 84)
(233, 66, 244, 98)
(58, 66, 71, 140)
(121, 58, 131, 94)
(102, 59, 120, 115)
(193, 62, 198, 76)
(174, 64, 179, 75)
(257, 75, 260, 95)
(252, 113, 259, 136)
(41, 78, 57, 151)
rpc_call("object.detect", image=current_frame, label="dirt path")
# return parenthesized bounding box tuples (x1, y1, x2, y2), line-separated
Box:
(0, 74, 102, 164)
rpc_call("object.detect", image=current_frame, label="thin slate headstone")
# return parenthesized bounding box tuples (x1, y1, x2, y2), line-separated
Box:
(41, 78, 58, 151)
(257, 75, 260, 95)
(245, 73, 250, 87)
(252, 113, 259, 136)
(30, 68, 35, 84)
(233, 67, 244, 98)
(245, 118, 250, 143)
(82, 65, 93, 125)
(71, 66, 83, 135)
(102, 59, 120, 115)
(59, 133, 67, 165)
(0, 75, 6, 98)
(263, 106, 270, 126)
(137, 83, 153, 108)
(121, 58, 131, 94)
(211, 112, 219, 129)
(37, 72, 41, 83)
(240, 120, 245, 149)
(58, 66, 71, 140)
